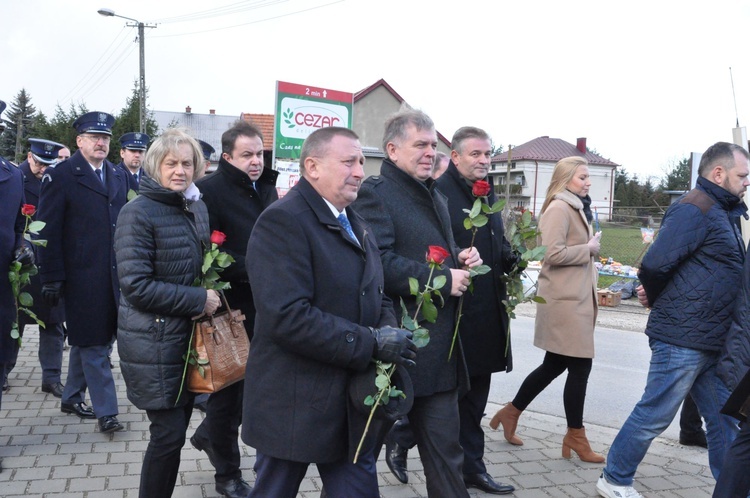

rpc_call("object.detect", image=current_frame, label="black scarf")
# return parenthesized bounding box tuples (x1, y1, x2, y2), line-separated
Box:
(580, 194, 593, 223)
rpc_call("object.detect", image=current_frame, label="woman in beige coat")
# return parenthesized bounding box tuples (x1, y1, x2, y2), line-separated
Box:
(490, 156, 605, 463)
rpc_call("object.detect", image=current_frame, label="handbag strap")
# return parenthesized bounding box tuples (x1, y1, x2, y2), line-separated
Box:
(207, 290, 234, 328)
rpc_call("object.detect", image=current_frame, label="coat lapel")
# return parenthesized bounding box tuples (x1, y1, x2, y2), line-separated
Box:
(70, 152, 107, 197)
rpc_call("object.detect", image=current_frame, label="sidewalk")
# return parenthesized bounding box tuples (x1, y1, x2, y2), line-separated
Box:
(1, 326, 714, 497)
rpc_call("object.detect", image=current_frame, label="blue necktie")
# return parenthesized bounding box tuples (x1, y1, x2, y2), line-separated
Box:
(133, 172, 139, 186)
(337, 213, 358, 245)
(95, 168, 103, 184)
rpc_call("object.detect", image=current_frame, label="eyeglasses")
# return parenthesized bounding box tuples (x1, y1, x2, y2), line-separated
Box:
(82, 134, 111, 144)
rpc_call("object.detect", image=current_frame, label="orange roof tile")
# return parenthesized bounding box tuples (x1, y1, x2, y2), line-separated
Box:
(241, 113, 275, 151)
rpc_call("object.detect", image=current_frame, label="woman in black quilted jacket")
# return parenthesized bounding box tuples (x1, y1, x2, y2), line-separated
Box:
(114, 128, 220, 498)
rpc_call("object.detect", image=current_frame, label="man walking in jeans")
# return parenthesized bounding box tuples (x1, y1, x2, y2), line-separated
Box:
(596, 142, 748, 497)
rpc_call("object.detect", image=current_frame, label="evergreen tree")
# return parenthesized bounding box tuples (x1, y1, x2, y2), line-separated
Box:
(109, 82, 159, 163)
(0, 89, 39, 162)
(660, 158, 691, 191)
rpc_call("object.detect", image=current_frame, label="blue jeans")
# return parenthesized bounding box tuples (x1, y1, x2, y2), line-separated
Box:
(603, 339, 738, 485)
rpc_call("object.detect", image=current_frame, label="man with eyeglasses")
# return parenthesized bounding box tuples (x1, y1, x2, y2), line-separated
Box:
(37, 112, 133, 434)
(3, 138, 67, 399)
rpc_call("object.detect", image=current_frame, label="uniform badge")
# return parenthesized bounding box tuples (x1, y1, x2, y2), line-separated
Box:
(42, 173, 52, 183)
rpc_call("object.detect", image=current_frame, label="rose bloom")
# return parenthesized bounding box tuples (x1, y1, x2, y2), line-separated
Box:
(21, 204, 36, 216)
(472, 180, 491, 197)
(210, 230, 227, 246)
(426, 245, 450, 265)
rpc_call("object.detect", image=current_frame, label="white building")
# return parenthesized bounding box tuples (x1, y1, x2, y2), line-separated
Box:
(490, 136, 619, 221)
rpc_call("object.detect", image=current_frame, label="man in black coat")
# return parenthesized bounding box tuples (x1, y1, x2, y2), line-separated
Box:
(37, 112, 130, 434)
(115, 132, 149, 190)
(352, 108, 481, 498)
(4, 138, 67, 398)
(435, 126, 517, 494)
(0, 99, 35, 473)
(242, 126, 415, 497)
(191, 121, 278, 498)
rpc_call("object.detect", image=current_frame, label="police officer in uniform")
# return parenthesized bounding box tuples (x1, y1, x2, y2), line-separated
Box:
(116, 132, 149, 190)
(37, 112, 131, 434)
(4, 138, 67, 398)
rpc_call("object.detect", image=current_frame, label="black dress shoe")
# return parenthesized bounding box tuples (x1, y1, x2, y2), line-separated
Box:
(385, 437, 409, 484)
(191, 433, 220, 469)
(61, 402, 96, 419)
(215, 477, 251, 498)
(463, 473, 515, 495)
(679, 430, 708, 448)
(42, 382, 64, 398)
(98, 415, 124, 433)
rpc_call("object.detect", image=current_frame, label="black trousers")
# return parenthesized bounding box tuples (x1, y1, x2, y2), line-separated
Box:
(140, 401, 194, 498)
(192, 380, 243, 482)
(680, 392, 704, 434)
(459, 374, 492, 474)
(249, 450, 378, 498)
(512, 351, 592, 428)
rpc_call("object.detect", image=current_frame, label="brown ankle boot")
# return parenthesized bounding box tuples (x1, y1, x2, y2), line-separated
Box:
(489, 403, 524, 446)
(562, 427, 605, 463)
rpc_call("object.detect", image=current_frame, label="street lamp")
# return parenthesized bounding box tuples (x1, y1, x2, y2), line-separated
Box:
(98, 8, 156, 134)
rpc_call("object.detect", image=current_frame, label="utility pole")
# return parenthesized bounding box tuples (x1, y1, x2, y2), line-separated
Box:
(98, 8, 156, 133)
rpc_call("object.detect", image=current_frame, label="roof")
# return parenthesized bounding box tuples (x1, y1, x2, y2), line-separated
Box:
(493, 136, 619, 167)
(240, 113, 275, 148)
(152, 110, 241, 161)
(354, 78, 451, 148)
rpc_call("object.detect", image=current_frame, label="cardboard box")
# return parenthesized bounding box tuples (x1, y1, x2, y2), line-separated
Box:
(597, 289, 622, 307)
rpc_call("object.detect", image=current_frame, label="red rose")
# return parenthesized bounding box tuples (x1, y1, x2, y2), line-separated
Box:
(425, 245, 450, 265)
(210, 230, 227, 246)
(472, 180, 491, 197)
(21, 204, 36, 216)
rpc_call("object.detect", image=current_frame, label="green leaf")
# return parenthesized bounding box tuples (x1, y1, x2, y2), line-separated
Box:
(364, 395, 375, 406)
(31, 239, 47, 247)
(413, 327, 430, 348)
(489, 199, 506, 213)
(408, 277, 419, 296)
(389, 387, 405, 398)
(463, 217, 473, 230)
(127, 189, 138, 201)
(532, 295, 547, 303)
(19, 292, 33, 307)
(402, 313, 417, 331)
(421, 297, 437, 323)
(375, 373, 390, 389)
(432, 275, 446, 291)
(469, 265, 491, 277)
(28, 220, 45, 233)
(471, 214, 489, 227)
(468, 198, 482, 218)
(521, 209, 532, 225)
(10, 324, 19, 339)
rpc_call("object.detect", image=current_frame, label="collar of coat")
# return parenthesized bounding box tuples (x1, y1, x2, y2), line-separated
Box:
(440, 161, 498, 203)
(552, 188, 584, 210)
(138, 175, 198, 211)
(216, 157, 279, 191)
(696, 176, 749, 219)
(294, 176, 365, 249)
(380, 158, 438, 195)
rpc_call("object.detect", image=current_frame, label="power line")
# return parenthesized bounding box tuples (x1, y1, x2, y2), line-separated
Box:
(150, 0, 287, 24)
(150, 0, 343, 38)
(59, 26, 133, 107)
(67, 43, 137, 107)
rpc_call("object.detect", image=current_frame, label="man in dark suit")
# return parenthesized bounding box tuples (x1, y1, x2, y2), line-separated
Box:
(0, 99, 34, 473)
(191, 121, 278, 497)
(37, 112, 130, 434)
(4, 138, 67, 398)
(435, 126, 517, 494)
(115, 132, 149, 190)
(352, 108, 481, 498)
(242, 126, 416, 498)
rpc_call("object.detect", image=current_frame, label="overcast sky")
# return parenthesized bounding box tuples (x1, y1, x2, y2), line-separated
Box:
(3, 0, 750, 181)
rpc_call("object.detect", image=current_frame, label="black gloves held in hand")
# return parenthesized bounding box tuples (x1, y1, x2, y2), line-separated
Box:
(370, 326, 417, 367)
(13, 246, 34, 266)
(42, 281, 64, 306)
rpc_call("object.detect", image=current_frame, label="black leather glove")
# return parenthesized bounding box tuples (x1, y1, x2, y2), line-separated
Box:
(41, 281, 64, 307)
(13, 246, 34, 266)
(370, 326, 417, 367)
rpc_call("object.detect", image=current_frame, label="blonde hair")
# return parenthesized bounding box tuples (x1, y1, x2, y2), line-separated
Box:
(541, 156, 588, 214)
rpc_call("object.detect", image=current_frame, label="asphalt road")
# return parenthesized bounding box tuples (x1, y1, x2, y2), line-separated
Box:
(488, 315, 684, 442)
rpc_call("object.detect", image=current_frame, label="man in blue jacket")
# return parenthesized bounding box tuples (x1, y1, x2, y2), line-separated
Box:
(596, 142, 749, 498)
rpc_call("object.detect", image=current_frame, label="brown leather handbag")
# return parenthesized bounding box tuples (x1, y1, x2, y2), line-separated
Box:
(187, 293, 250, 394)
